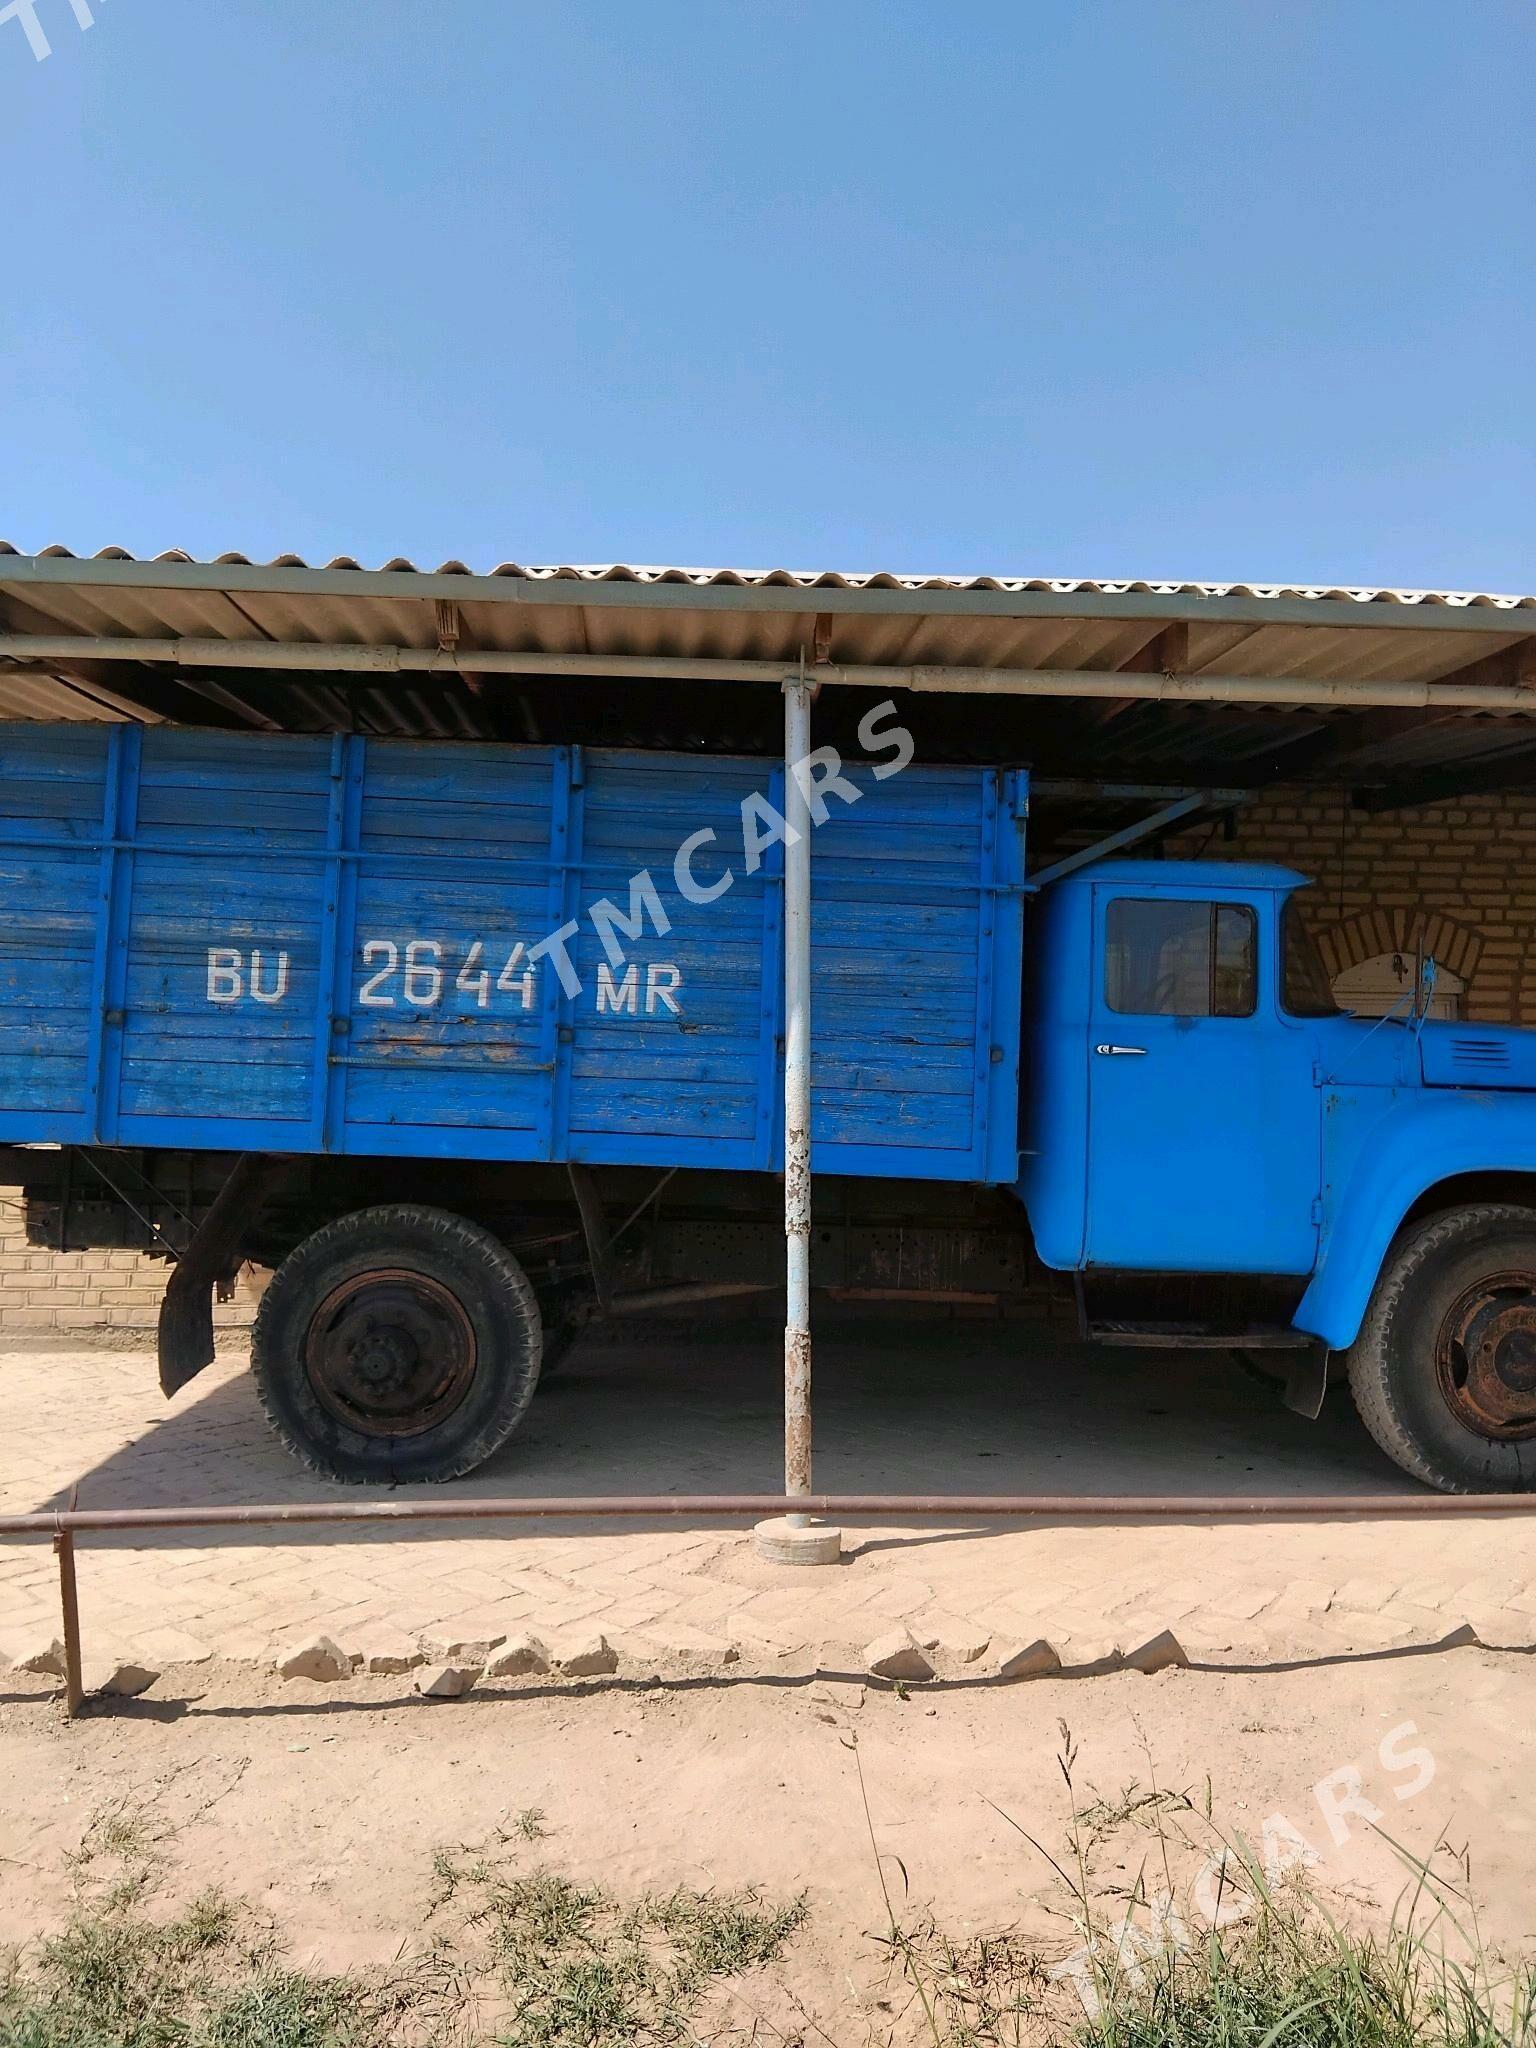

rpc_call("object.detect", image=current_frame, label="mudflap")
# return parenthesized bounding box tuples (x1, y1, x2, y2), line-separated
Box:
(1282, 1344, 1330, 1421)
(158, 1155, 285, 1397)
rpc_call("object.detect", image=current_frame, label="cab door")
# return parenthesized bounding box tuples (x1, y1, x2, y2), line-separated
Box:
(1084, 885, 1320, 1274)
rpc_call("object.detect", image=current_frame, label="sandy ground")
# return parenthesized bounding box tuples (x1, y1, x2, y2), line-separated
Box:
(0, 1645, 1531, 2034)
(4, 1321, 1535, 2035)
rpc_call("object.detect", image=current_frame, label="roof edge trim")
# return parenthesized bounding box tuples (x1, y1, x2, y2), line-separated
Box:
(1, 551, 1533, 636)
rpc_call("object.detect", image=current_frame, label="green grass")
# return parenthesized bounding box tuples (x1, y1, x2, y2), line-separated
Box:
(1072, 1910, 1536, 2048)
(0, 1803, 397, 2048)
(0, 1821, 806, 2048)
(871, 1723, 1536, 2048)
(898, 1888, 1536, 2047)
(430, 1854, 808, 2045)
(0, 1892, 367, 2048)
(5, 1760, 1531, 2047)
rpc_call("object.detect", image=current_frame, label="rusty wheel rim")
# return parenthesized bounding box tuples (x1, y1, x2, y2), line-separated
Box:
(305, 1269, 477, 1439)
(1434, 1270, 1536, 1442)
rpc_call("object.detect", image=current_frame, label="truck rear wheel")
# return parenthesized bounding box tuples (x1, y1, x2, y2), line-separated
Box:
(251, 1205, 542, 1483)
(1346, 1204, 1536, 1493)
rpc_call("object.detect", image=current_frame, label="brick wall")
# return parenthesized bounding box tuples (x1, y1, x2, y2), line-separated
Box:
(0, 1196, 262, 1346)
(1169, 786, 1536, 1025)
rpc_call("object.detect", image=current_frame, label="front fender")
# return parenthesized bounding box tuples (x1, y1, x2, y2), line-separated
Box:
(1293, 1090, 1536, 1350)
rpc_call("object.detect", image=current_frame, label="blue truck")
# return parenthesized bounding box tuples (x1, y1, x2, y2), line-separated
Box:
(1, 717, 1534, 1495)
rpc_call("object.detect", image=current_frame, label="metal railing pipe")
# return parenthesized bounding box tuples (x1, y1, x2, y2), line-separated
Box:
(6, 637, 1536, 713)
(5, 1491, 1536, 1539)
(10, 1489, 1532, 1716)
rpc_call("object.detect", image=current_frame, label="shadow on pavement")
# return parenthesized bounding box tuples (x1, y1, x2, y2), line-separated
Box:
(30, 1310, 1415, 1546)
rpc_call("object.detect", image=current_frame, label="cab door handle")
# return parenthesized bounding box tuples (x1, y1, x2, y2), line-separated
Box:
(1094, 1043, 1147, 1056)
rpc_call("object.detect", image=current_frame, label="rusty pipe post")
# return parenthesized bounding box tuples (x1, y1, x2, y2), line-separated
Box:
(753, 674, 841, 1563)
(54, 1527, 84, 1719)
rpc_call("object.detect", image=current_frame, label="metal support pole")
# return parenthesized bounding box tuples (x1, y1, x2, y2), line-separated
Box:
(783, 672, 813, 1510)
(54, 1527, 84, 1719)
(754, 675, 841, 1564)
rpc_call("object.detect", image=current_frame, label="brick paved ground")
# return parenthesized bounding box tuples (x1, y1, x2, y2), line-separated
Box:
(3, 1318, 1535, 1682)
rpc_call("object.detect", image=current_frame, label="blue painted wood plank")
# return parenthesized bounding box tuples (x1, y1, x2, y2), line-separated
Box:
(0, 725, 1027, 1182)
(94, 725, 141, 1146)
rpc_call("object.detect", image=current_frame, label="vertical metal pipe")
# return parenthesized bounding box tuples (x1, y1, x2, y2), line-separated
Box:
(782, 675, 813, 1516)
(54, 1528, 83, 1719)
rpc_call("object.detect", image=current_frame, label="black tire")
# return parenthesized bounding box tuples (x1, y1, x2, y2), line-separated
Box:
(1346, 1204, 1536, 1493)
(251, 1205, 542, 1484)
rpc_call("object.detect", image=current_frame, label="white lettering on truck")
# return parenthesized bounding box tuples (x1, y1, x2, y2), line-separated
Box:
(207, 948, 292, 1004)
(205, 939, 685, 1015)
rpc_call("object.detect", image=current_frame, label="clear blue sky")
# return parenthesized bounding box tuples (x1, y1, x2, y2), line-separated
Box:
(3, 0, 1532, 590)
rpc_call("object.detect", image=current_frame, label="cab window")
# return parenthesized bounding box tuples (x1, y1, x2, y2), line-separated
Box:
(1105, 898, 1257, 1018)
(1280, 896, 1340, 1017)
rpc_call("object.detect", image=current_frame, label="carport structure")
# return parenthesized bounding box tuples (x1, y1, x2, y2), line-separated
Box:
(2, 549, 1536, 812)
(4, 545, 1536, 1549)
(7, 547, 1536, 1008)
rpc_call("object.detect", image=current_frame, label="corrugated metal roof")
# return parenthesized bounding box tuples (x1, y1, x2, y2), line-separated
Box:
(3, 544, 1535, 804)
(5, 540, 1535, 610)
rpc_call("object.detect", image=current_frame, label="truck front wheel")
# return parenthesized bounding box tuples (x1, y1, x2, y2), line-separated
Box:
(251, 1205, 542, 1483)
(1347, 1204, 1536, 1493)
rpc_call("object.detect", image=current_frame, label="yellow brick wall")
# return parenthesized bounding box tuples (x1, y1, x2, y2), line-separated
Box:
(1169, 786, 1536, 1024)
(0, 1196, 262, 1345)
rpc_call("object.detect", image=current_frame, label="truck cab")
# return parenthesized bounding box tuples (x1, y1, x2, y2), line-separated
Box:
(1019, 859, 1536, 1492)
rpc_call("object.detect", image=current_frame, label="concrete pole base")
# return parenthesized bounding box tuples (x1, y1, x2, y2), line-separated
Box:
(751, 1516, 843, 1566)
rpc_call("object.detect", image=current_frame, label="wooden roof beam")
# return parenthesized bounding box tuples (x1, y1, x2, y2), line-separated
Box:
(1083, 622, 1191, 726)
